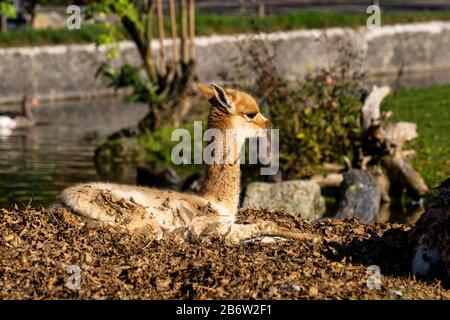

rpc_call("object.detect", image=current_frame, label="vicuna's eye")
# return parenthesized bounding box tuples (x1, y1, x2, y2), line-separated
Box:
(245, 113, 257, 119)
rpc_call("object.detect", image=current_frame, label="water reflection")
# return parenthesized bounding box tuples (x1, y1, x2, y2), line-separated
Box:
(0, 98, 147, 208)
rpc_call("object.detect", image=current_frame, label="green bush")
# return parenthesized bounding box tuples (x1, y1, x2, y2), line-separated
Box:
(138, 123, 204, 178)
(231, 37, 364, 178)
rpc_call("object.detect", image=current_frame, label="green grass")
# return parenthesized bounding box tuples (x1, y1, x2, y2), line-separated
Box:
(2, 10, 450, 47)
(381, 84, 450, 187)
(195, 10, 450, 35)
(0, 24, 123, 48)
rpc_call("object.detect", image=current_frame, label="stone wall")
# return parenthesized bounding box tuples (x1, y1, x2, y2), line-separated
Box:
(1, 21, 450, 104)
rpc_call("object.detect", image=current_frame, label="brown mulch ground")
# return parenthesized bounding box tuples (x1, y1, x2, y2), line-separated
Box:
(0, 206, 449, 300)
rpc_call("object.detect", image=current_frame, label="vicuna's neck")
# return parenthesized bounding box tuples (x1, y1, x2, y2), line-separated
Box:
(200, 108, 241, 214)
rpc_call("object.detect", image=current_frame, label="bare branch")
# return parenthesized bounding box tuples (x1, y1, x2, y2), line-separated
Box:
(361, 85, 391, 133)
(121, 16, 145, 57)
(156, 0, 167, 77)
(189, 0, 196, 60)
(144, 1, 158, 82)
(180, 0, 189, 64)
(169, 0, 179, 71)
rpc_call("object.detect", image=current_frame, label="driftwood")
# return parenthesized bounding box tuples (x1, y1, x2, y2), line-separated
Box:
(361, 85, 391, 132)
(310, 163, 345, 188)
(357, 85, 428, 201)
(311, 173, 344, 188)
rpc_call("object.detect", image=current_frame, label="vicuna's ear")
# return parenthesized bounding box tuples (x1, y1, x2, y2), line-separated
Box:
(211, 83, 234, 112)
(197, 83, 215, 100)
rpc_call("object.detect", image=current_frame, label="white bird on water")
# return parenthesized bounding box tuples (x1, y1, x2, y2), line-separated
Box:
(0, 96, 38, 137)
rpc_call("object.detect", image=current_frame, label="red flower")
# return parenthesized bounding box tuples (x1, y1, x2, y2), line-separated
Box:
(326, 75, 334, 87)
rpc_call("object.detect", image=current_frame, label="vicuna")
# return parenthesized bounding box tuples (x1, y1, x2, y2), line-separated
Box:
(52, 84, 312, 244)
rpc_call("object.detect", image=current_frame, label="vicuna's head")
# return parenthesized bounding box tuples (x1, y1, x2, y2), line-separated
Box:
(197, 83, 272, 138)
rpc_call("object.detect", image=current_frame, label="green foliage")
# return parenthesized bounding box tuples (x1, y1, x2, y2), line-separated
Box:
(85, 0, 142, 58)
(0, 0, 16, 18)
(232, 37, 364, 178)
(138, 123, 203, 177)
(96, 63, 152, 102)
(87, 0, 142, 30)
(138, 126, 178, 165)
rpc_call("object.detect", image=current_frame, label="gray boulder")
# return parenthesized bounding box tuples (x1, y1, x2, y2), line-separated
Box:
(336, 169, 381, 223)
(241, 180, 326, 221)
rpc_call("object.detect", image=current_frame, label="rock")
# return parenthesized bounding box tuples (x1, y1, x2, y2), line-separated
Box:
(335, 169, 381, 223)
(241, 180, 326, 221)
(137, 166, 182, 190)
(311, 173, 344, 188)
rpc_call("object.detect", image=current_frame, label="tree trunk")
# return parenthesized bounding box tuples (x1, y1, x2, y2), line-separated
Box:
(139, 103, 162, 131)
(26, 0, 39, 26)
(381, 154, 428, 199)
(0, 15, 7, 32)
(137, 59, 195, 131)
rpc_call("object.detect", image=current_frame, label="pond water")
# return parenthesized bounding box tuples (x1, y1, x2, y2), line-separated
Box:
(0, 98, 147, 208)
